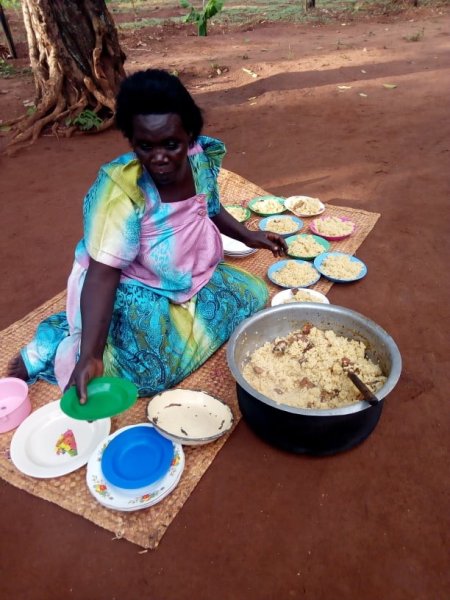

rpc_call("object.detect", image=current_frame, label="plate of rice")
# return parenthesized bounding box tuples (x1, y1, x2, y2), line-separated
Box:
(310, 216, 355, 241)
(223, 205, 251, 222)
(285, 233, 330, 260)
(267, 259, 321, 289)
(314, 252, 367, 282)
(284, 196, 326, 217)
(258, 215, 303, 236)
(248, 195, 286, 216)
(271, 288, 330, 306)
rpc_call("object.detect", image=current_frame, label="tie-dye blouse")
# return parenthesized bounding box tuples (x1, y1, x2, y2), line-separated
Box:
(74, 136, 226, 303)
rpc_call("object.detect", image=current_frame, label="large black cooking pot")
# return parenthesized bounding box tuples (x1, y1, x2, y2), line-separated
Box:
(226, 304, 402, 456)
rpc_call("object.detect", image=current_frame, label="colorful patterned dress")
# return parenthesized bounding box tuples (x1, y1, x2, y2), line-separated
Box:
(21, 137, 268, 396)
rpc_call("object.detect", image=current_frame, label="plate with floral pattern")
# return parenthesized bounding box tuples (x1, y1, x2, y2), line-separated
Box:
(86, 423, 184, 512)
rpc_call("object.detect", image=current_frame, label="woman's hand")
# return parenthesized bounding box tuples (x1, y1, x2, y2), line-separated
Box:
(64, 356, 104, 405)
(211, 205, 287, 256)
(242, 230, 288, 257)
(67, 258, 121, 405)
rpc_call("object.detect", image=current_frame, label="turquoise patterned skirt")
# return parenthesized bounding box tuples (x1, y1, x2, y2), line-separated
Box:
(21, 263, 268, 396)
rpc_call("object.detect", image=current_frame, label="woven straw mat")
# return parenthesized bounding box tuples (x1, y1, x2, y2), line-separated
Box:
(0, 168, 380, 549)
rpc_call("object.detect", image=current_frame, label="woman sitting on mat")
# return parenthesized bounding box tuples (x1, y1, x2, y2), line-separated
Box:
(8, 69, 286, 403)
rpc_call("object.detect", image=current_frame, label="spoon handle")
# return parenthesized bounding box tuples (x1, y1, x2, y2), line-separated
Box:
(347, 371, 379, 406)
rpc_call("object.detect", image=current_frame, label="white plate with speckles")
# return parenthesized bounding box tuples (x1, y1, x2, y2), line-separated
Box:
(147, 389, 234, 446)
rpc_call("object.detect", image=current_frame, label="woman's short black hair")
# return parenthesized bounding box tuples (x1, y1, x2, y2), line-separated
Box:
(115, 69, 204, 140)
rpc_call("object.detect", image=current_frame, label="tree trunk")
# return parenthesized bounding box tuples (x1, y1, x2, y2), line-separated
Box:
(304, 0, 315, 9)
(6, 0, 126, 152)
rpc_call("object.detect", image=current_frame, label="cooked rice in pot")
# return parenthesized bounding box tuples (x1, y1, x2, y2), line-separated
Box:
(242, 325, 386, 409)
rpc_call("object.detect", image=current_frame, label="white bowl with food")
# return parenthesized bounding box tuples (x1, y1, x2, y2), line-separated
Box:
(271, 288, 330, 306)
(285, 196, 325, 217)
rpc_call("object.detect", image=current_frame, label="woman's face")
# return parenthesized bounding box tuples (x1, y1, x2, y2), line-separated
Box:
(131, 113, 192, 187)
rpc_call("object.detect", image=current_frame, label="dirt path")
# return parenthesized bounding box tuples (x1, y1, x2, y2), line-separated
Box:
(1, 9, 449, 600)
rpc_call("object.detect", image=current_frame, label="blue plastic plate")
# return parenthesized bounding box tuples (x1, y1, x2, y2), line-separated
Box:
(314, 252, 367, 282)
(267, 259, 321, 289)
(258, 215, 304, 236)
(101, 425, 174, 489)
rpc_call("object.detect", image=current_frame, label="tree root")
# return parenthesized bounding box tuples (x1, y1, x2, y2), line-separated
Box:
(4, 90, 114, 154)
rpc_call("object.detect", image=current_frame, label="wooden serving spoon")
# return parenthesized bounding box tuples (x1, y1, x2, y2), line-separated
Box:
(347, 371, 379, 406)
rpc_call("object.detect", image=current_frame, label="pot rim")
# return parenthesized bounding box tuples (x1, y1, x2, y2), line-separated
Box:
(226, 303, 402, 417)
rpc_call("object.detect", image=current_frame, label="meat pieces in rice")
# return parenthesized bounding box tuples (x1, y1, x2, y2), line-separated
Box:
(242, 326, 386, 409)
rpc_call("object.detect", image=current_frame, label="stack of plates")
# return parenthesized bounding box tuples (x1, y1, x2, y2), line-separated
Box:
(221, 234, 257, 257)
(86, 423, 184, 512)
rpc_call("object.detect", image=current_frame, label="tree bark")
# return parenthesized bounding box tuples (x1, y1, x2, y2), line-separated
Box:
(6, 0, 126, 152)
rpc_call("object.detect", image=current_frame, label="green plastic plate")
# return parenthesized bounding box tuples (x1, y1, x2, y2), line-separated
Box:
(60, 377, 138, 421)
(247, 195, 286, 216)
(285, 233, 331, 260)
(223, 205, 252, 222)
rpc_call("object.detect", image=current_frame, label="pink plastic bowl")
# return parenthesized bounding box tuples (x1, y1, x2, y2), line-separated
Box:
(309, 216, 356, 241)
(0, 378, 31, 433)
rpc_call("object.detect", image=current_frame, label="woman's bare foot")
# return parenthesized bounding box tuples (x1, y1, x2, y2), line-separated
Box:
(7, 354, 28, 380)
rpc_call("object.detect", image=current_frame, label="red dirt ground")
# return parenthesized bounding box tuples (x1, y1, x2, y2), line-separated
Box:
(1, 6, 449, 600)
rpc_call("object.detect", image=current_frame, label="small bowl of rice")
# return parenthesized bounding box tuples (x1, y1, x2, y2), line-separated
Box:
(314, 252, 367, 283)
(248, 195, 286, 216)
(271, 288, 330, 306)
(223, 205, 251, 222)
(267, 259, 321, 288)
(310, 216, 355, 241)
(285, 196, 326, 217)
(285, 233, 330, 260)
(258, 215, 304, 236)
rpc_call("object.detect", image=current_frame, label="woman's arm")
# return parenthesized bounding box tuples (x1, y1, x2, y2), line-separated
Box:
(65, 259, 122, 404)
(211, 205, 287, 257)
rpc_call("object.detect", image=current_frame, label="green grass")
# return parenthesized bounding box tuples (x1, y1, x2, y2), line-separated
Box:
(0, 0, 21, 8)
(118, 15, 185, 29)
(404, 27, 425, 41)
(218, 4, 305, 24)
(0, 59, 14, 78)
(110, 0, 435, 31)
(0, 59, 31, 79)
(3, 0, 441, 39)
(0, 58, 18, 78)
